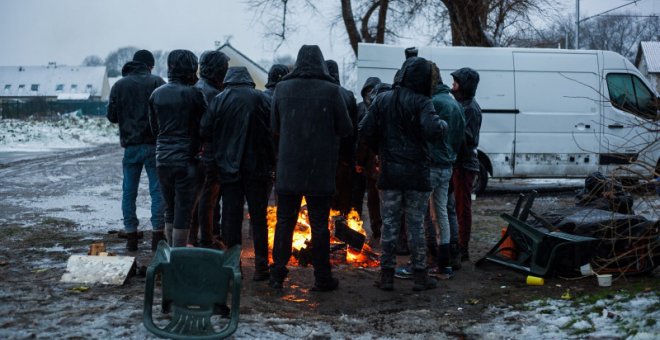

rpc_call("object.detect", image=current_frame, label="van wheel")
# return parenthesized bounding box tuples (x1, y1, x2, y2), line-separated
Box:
(472, 162, 488, 194)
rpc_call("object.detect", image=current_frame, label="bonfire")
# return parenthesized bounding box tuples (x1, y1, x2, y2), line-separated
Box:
(266, 198, 380, 268)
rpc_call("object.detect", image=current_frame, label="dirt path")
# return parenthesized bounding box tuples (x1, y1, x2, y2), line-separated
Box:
(0, 145, 657, 339)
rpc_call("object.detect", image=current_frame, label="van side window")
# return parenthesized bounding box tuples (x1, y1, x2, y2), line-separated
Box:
(606, 73, 658, 120)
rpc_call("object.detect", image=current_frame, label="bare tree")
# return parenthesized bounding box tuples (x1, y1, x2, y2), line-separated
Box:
(246, 0, 557, 55)
(105, 46, 138, 77)
(81, 55, 104, 67)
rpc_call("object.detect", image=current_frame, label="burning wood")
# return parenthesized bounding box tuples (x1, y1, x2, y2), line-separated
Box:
(266, 198, 380, 268)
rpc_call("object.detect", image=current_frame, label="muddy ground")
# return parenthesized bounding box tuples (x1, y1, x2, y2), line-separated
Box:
(0, 145, 657, 339)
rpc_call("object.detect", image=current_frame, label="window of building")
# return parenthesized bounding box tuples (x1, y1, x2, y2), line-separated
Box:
(3, 84, 10, 93)
(31, 84, 39, 92)
(606, 73, 658, 120)
(55, 84, 64, 92)
(86, 84, 93, 92)
(18, 84, 25, 93)
(71, 84, 78, 92)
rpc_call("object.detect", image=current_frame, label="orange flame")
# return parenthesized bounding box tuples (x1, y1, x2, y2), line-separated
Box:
(266, 198, 379, 267)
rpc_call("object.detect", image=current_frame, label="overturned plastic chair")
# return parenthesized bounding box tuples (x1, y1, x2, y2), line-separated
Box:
(144, 241, 241, 339)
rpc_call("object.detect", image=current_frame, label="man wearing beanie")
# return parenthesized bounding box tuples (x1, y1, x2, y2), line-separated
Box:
(107, 49, 166, 252)
(148, 50, 207, 247)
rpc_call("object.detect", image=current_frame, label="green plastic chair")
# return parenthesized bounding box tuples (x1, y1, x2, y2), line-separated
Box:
(494, 213, 598, 277)
(143, 241, 241, 339)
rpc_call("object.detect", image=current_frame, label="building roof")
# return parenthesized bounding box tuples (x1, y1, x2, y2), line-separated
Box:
(635, 41, 660, 73)
(0, 65, 108, 98)
(216, 43, 268, 90)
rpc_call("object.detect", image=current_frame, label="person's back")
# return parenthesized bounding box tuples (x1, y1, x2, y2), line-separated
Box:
(430, 84, 465, 167)
(270, 45, 352, 292)
(106, 49, 166, 252)
(272, 55, 352, 196)
(201, 66, 274, 281)
(149, 49, 206, 247)
(108, 61, 165, 147)
(149, 80, 206, 168)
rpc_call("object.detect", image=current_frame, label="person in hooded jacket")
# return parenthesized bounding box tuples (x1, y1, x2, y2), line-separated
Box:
(264, 64, 289, 98)
(107, 49, 166, 252)
(193, 50, 230, 248)
(449, 67, 482, 262)
(359, 57, 447, 291)
(200, 66, 274, 281)
(423, 64, 465, 278)
(270, 45, 352, 292)
(326, 59, 359, 216)
(351, 76, 381, 220)
(149, 49, 206, 247)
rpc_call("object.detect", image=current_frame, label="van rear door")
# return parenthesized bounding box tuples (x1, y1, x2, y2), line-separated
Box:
(512, 51, 601, 176)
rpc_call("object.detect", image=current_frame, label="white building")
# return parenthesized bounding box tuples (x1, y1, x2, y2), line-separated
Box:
(0, 64, 109, 101)
(216, 42, 268, 90)
(635, 41, 660, 94)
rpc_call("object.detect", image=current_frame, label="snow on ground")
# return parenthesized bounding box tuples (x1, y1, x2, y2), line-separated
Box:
(0, 112, 118, 152)
(467, 291, 659, 339)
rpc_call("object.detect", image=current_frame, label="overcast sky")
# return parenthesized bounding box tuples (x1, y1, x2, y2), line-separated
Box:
(0, 0, 657, 67)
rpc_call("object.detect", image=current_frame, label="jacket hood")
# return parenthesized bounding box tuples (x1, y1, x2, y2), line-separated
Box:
(121, 61, 150, 77)
(282, 45, 335, 82)
(199, 50, 229, 85)
(167, 49, 199, 83)
(223, 66, 255, 87)
(325, 60, 340, 84)
(369, 82, 392, 102)
(265, 64, 289, 88)
(401, 57, 433, 97)
(451, 67, 479, 99)
(361, 77, 381, 99)
(433, 83, 451, 95)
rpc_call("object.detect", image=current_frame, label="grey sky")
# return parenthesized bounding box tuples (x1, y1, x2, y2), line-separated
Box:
(0, 0, 657, 67)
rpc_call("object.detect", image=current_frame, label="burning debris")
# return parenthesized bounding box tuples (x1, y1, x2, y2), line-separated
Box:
(266, 198, 380, 268)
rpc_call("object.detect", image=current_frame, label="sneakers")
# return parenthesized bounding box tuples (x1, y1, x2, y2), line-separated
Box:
(430, 266, 454, 280)
(394, 264, 414, 279)
(311, 277, 339, 292)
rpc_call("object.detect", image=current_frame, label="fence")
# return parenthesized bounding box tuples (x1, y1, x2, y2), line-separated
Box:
(0, 98, 108, 119)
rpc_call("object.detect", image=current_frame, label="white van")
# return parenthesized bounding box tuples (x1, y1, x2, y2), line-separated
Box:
(357, 43, 659, 192)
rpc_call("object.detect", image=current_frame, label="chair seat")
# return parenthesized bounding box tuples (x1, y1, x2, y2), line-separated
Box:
(143, 241, 242, 339)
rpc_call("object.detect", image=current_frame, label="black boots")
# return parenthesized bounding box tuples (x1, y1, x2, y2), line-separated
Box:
(413, 269, 439, 291)
(376, 268, 395, 291)
(312, 277, 339, 292)
(126, 232, 138, 251)
(151, 230, 166, 251)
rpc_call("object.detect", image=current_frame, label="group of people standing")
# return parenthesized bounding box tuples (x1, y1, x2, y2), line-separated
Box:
(107, 44, 481, 293)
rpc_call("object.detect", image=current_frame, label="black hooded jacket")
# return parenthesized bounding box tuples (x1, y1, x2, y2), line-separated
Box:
(200, 67, 274, 183)
(264, 64, 289, 98)
(359, 57, 447, 191)
(271, 45, 353, 196)
(149, 50, 206, 167)
(107, 61, 165, 147)
(356, 76, 382, 125)
(451, 67, 482, 172)
(326, 60, 359, 166)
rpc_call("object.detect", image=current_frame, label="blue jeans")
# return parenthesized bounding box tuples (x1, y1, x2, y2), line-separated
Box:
(121, 144, 163, 232)
(425, 167, 452, 247)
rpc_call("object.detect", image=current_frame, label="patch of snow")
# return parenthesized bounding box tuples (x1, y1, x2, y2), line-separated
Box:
(0, 112, 118, 152)
(467, 292, 660, 339)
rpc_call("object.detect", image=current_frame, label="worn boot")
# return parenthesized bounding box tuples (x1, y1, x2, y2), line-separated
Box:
(164, 223, 174, 245)
(376, 268, 395, 291)
(151, 230, 166, 251)
(413, 268, 438, 291)
(253, 265, 270, 282)
(126, 232, 138, 251)
(449, 243, 462, 270)
(171, 228, 189, 247)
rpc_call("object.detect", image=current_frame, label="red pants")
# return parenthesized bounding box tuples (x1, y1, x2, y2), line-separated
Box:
(452, 168, 475, 250)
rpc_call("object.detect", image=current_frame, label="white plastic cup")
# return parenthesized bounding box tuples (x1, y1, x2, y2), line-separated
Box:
(580, 263, 593, 276)
(597, 274, 612, 287)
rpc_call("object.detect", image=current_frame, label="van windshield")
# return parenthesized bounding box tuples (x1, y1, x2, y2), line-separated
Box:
(606, 73, 658, 120)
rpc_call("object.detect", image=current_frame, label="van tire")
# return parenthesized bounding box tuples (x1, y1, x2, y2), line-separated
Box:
(472, 161, 488, 194)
